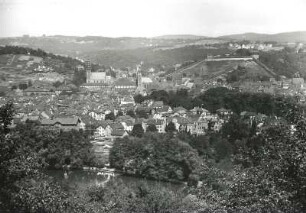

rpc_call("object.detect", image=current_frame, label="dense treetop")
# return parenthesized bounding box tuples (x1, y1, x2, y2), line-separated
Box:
(136, 87, 298, 116)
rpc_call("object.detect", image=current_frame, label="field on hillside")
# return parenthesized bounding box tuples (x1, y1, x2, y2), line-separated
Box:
(243, 61, 273, 77)
(259, 50, 306, 78)
(170, 59, 273, 81)
(0, 52, 69, 85)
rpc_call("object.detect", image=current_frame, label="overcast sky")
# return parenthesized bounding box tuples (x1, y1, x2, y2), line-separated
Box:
(1, 0, 306, 37)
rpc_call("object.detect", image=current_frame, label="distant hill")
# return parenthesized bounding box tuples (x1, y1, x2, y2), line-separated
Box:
(0, 35, 218, 57)
(0, 31, 305, 70)
(0, 35, 227, 67)
(219, 31, 306, 43)
(153, 35, 208, 40)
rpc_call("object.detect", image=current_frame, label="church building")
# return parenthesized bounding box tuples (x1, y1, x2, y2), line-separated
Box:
(85, 60, 107, 84)
(80, 60, 110, 90)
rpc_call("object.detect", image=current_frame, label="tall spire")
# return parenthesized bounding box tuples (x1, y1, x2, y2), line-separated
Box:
(85, 60, 92, 83)
(136, 62, 142, 87)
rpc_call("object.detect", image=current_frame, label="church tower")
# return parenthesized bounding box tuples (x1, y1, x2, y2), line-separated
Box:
(135, 63, 142, 88)
(85, 60, 92, 83)
(137, 72, 142, 88)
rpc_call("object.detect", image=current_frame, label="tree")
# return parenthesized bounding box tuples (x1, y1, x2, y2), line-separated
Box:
(53, 81, 63, 88)
(105, 112, 115, 121)
(226, 105, 306, 212)
(0, 101, 14, 134)
(117, 110, 123, 117)
(176, 89, 188, 97)
(221, 114, 250, 143)
(149, 90, 169, 104)
(86, 179, 199, 213)
(28, 80, 32, 87)
(165, 122, 176, 133)
(110, 133, 202, 182)
(227, 126, 303, 212)
(136, 109, 148, 119)
(0, 102, 85, 212)
(18, 83, 28, 90)
(131, 124, 144, 138)
(235, 48, 252, 56)
(126, 110, 136, 118)
(147, 124, 157, 132)
(134, 94, 145, 103)
(72, 70, 86, 86)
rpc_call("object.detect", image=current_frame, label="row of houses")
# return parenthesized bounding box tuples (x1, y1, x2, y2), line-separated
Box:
(7, 90, 280, 143)
(88, 102, 234, 139)
(27, 105, 232, 141)
(5, 83, 234, 139)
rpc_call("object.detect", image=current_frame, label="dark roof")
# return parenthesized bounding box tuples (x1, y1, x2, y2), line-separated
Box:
(136, 106, 150, 113)
(124, 120, 134, 126)
(81, 83, 110, 87)
(25, 87, 51, 92)
(216, 108, 230, 113)
(41, 117, 82, 126)
(111, 129, 126, 136)
(110, 122, 124, 130)
(114, 78, 136, 87)
(56, 85, 72, 91)
(176, 117, 191, 125)
(156, 106, 171, 113)
(96, 120, 110, 128)
(146, 119, 157, 125)
(151, 101, 164, 108)
(188, 114, 200, 123)
(116, 115, 135, 121)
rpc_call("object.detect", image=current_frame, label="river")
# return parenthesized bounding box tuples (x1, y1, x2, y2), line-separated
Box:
(47, 170, 184, 192)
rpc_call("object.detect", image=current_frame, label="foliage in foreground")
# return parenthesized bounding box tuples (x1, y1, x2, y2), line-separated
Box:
(0, 102, 91, 212)
(2, 91, 306, 212)
(86, 179, 202, 213)
(12, 121, 95, 169)
(110, 133, 201, 182)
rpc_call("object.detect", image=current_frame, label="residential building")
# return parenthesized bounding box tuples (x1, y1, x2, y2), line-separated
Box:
(40, 117, 85, 131)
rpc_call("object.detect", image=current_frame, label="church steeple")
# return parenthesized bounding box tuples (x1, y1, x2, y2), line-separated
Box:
(136, 62, 142, 88)
(85, 60, 92, 83)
